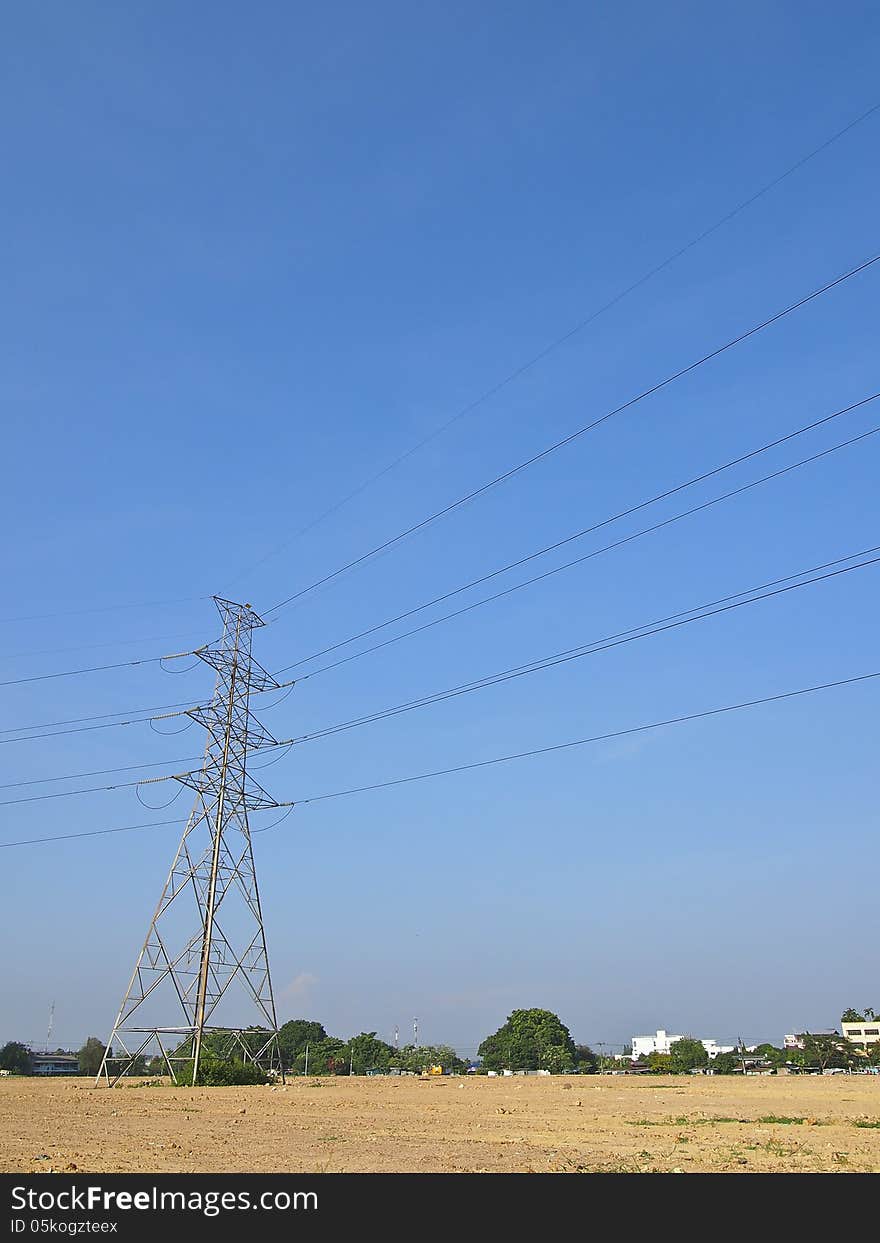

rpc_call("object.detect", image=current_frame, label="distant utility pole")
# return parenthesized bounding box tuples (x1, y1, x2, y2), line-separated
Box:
(349, 1048, 354, 1076)
(393, 1026, 399, 1049)
(45, 1002, 55, 1053)
(413, 1018, 419, 1048)
(304, 1044, 309, 1077)
(97, 598, 287, 1087)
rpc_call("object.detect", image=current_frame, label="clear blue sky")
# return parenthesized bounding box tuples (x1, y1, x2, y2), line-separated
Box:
(1, 2, 878, 1057)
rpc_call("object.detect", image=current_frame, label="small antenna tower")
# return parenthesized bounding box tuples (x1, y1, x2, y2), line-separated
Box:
(46, 1002, 55, 1053)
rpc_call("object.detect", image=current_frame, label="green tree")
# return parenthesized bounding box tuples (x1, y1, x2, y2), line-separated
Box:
(574, 1045, 598, 1074)
(390, 1044, 466, 1074)
(278, 1020, 327, 1068)
(667, 1037, 709, 1073)
(754, 1043, 786, 1066)
(478, 1009, 577, 1072)
(801, 1033, 850, 1071)
(77, 1037, 106, 1077)
(842, 1008, 865, 1023)
(0, 1042, 32, 1075)
(295, 1037, 346, 1075)
(646, 1051, 672, 1073)
(345, 1032, 395, 1075)
(709, 1051, 740, 1074)
(540, 1044, 575, 1074)
(176, 1055, 270, 1086)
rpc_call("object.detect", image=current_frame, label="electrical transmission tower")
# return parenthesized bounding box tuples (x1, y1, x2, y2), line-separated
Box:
(98, 598, 287, 1086)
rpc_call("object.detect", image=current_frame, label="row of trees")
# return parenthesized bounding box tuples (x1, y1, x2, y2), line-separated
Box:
(5, 1005, 877, 1080)
(276, 1020, 466, 1076)
(0, 1037, 107, 1077)
(633, 1031, 880, 1076)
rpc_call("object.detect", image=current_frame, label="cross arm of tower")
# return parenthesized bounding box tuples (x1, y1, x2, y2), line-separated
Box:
(195, 645, 281, 691)
(185, 702, 278, 748)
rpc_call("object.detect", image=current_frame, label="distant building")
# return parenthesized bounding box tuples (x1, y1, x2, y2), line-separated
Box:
(841, 1021, 880, 1052)
(632, 1030, 681, 1058)
(701, 1039, 737, 1060)
(631, 1030, 736, 1060)
(783, 1031, 839, 1050)
(30, 1053, 79, 1076)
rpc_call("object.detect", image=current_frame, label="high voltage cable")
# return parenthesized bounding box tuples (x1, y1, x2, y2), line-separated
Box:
(278, 392, 880, 674)
(0, 676, 296, 747)
(3, 104, 875, 631)
(263, 250, 880, 616)
(224, 100, 880, 591)
(0, 708, 195, 747)
(3, 671, 876, 847)
(0, 596, 208, 628)
(0, 648, 198, 689)
(290, 422, 880, 679)
(0, 699, 200, 737)
(0, 770, 187, 808)
(292, 672, 880, 805)
(0, 818, 187, 849)
(0, 630, 206, 665)
(282, 550, 880, 745)
(4, 103, 877, 632)
(0, 756, 204, 792)
(10, 543, 876, 795)
(0, 681, 295, 735)
(12, 544, 875, 798)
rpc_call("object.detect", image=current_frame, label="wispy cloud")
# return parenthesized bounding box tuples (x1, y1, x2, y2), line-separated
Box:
(280, 971, 318, 1001)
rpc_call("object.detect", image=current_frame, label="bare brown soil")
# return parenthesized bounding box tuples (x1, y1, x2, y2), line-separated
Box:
(2, 1074, 878, 1173)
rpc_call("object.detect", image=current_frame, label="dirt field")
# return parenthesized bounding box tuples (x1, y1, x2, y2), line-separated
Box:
(2, 1074, 879, 1173)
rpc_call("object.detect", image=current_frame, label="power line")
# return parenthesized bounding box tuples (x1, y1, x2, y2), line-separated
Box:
(224, 100, 880, 591)
(6, 105, 878, 632)
(278, 392, 880, 674)
(292, 671, 880, 805)
(0, 675, 296, 747)
(14, 543, 877, 794)
(4, 670, 874, 846)
(0, 770, 188, 808)
(0, 708, 195, 747)
(283, 549, 880, 745)
(0, 630, 206, 665)
(0, 699, 200, 737)
(0, 756, 204, 792)
(0, 818, 186, 850)
(262, 250, 880, 616)
(0, 679, 294, 741)
(292, 422, 880, 679)
(0, 595, 208, 628)
(0, 648, 198, 690)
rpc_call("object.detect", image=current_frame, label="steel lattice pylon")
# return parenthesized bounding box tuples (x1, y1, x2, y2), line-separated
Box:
(98, 598, 286, 1086)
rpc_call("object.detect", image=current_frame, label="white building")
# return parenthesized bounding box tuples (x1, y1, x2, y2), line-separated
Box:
(784, 1030, 839, 1050)
(701, 1038, 737, 1059)
(841, 1020, 880, 1053)
(632, 1029, 681, 1059)
(631, 1030, 736, 1060)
